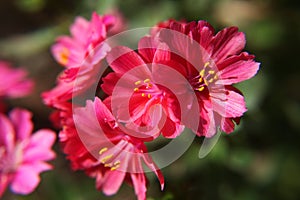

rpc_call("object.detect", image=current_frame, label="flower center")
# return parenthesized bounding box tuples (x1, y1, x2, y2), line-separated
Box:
(133, 78, 157, 99)
(59, 47, 70, 65)
(191, 62, 218, 92)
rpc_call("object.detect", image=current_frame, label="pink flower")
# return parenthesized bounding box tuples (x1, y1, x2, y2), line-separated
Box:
(61, 97, 164, 200)
(0, 62, 34, 112)
(151, 20, 260, 137)
(0, 109, 56, 197)
(101, 37, 185, 139)
(42, 12, 124, 109)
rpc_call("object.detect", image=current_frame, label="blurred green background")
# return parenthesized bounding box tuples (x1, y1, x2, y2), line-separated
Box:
(1, 0, 300, 199)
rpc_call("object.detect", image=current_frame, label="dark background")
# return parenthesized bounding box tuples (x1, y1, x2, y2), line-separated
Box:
(1, 0, 300, 199)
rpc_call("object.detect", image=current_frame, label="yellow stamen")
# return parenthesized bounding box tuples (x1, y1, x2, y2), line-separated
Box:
(141, 93, 145, 97)
(198, 86, 205, 92)
(209, 78, 214, 83)
(114, 160, 121, 166)
(204, 62, 210, 68)
(146, 83, 153, 88)
(144, 78, 150, 83)
(147, 94, 152, 99)
(199, 77, 203, 83)
(100, 154, 113, 163)
(199, 69, 205, 77)
(111, 164, 120, 171)
(135, 80, 141, 85)
(214, 74, 218, 80)
(59, 48, 70, 65)
(134, 87, 139, 92)
(104, 163, 113, 167)
(208, 70, 215, 74)
(204, 79, 208, 86)
(99, 147, 108, 155)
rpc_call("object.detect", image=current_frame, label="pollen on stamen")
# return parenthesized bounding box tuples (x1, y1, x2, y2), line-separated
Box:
(141, 93, 145, 97)
(135, 80, 141, 85)
(134, 87, 139, 92)
(198, 86, 205, 92)
(111, 164, 120, 171)
(199, 69, 205, 77)
(114, 160, 121, 165)
(99, 147, 108, 155)
(100, 154, 113, 163)
(147, 94, 152, 99)
(208, 70, 215, 74)
(144, 78, 150, 83)
(204, 62, 210, 68)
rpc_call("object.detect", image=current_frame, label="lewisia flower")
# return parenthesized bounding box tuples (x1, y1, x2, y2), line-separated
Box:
(0, 62, 34, 112)
(61, 97, 164, 200)
(0, 109, 56, 197)
(151, 20, 260, 137)
(42, 12, 124, 110)
(102, 36, 184, 139)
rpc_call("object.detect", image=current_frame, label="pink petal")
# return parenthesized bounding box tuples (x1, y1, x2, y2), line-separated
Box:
(216, 52, 260, 85)
(211, 88, 247, 118)
(9, 108, 33, 141)
(10, 165, 41, 195)
(23, 129, 56, 162)
(0, 113, 15, 149)
(102, 170, 126, 196)
(211, 27, 246, 63)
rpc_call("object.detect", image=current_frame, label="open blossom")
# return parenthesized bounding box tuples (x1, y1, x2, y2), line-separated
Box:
(42, 12, 124, 109)
(150, 20, 260, 137)
(101, 37, 185, 139)
(0, 109, 56, 197)
(60, 97, 164, 200)
(0, 62, 34, 112)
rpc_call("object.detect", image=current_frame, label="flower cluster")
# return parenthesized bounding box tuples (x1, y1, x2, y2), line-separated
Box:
(0, 62, 56, 198)
(42, 13, 259, 200)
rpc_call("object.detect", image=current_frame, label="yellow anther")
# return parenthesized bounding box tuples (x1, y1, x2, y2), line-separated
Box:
(114, 160, 121, 166)
(134, 88, 139, 92)
(208, 70, 215, 75)
(204, 79, 208, 86)
(209, 78, 214, 83)
(135, 80, 141, 85)
(100, 154, 113, 163)
(214, 74, 218, 80)
(59, 48, 70, 65)
(204, 62, 210, 68)
(147, 94, 152, 99)
(111, 164, 120, 171)
(104, 163, 113, 167)
(144, 78, 150, 83)
(146, 83, 153, 88)
(99, 147, 108, 155)
(199, 77, 203, 83)
(199, 69, 205, 77)
(198, 86, 205, 92)
(141, 93, 145, 97)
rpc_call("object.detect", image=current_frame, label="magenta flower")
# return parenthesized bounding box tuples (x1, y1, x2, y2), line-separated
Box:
(42, 12, 124, 109)
(0, 62, 34, 112)
(0, 109, 56, 197)
(151, 20, 260, 137)
(61, 97, 164, 200)
(102, 37, 185, 139)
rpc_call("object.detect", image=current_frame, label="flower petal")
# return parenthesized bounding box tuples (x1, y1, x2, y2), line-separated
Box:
(211, 88, 247, 118)
(216, 52, 260, 85)
(211, 27, 246, 63)
(9, 109, 33, 141)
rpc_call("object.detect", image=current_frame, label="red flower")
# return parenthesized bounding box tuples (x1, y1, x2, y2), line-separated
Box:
(61, 97, 164, 200)
(101, 37, 185, 139)
(150, 20, 260, 137)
